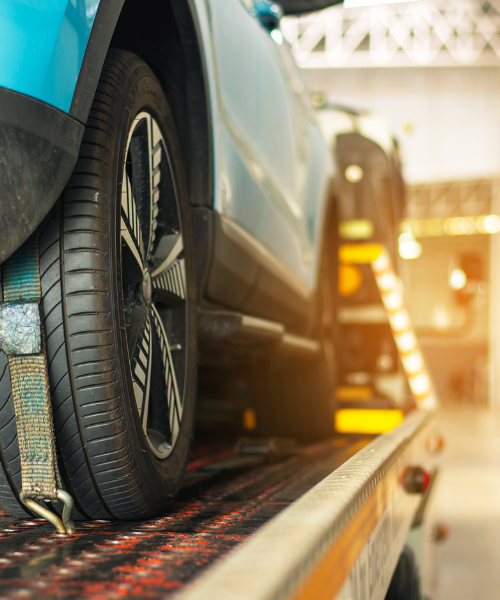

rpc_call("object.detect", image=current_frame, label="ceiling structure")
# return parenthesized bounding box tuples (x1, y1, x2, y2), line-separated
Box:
(282, 0, 500, 68)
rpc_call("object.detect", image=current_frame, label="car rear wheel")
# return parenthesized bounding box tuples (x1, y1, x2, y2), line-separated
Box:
(0, 49, 197, 519)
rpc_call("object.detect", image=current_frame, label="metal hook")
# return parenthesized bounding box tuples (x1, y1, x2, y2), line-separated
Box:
(19, 489, 75, 534)
(56, 489, 75, 534)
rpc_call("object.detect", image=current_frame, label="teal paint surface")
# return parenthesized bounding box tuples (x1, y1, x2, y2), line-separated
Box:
(0, 0, 100, 113)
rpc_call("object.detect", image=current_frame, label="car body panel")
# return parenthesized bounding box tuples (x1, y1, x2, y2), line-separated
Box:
(0, 0, 100, 113)
(194, 0, 334, 292)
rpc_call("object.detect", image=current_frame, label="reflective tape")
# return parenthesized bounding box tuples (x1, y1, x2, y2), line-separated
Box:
(335, 409, 405, 434)
(371, 247, 437, 411)
(339, 244, 438, 411)
(339, 244, 384, 264)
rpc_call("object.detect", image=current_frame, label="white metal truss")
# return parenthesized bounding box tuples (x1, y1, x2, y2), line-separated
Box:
(405, 178, 500, 219)
(282, 0, 500, 68)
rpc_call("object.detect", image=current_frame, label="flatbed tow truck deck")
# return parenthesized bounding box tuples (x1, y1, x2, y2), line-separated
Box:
(0, 410, 435, 600)
(0, 435, 368, 599)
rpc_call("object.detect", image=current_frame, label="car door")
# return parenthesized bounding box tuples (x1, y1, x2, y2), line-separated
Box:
(205, 0, 268, 236)
(203, 0, 333, 294)
(253, 19, 332, 290)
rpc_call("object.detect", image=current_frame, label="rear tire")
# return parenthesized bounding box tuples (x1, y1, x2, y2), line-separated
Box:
(0, 49, 197, 519)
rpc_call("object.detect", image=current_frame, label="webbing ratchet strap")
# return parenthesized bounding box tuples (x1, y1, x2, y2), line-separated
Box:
(0, 234, 74, 533)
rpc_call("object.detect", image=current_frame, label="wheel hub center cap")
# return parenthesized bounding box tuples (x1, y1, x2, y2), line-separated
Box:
(142, 271, 152, 304)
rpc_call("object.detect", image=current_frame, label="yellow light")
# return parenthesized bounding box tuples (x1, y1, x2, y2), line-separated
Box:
(444, 218, 455, 236)
(410, 373, 431, 396)
(377, 271, 397, 293)
(335, 386, 374, 400)
(338, 219, 374, 240)
(397, 331, 417, 353)
(476, 216, 488, 234)
(345, 164, 364, 183)
(243, 408, 257, 431)
(451, 218, 462, 235)
(484, 214, 500, 234)
(403, 122, 415, 134)
(389, 311, 410, 332)
(384, 291, 402, 312)
(339, 244, 383, 264)
(402, 215, 500, 238)
(426, 219, 443, 236)
(398, 232, 422, 259)
(398, 239, 422, 259)
(335, 409, 404, 434)
(376, 354, 394, 371)
(460, 217, 475, 235)
(449, 268, 467, 290)
(338, 265, 363, 296)
(402, 353, 423, 375)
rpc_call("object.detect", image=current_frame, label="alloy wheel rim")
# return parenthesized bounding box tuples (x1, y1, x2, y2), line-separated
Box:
(119, 112, 187, 459)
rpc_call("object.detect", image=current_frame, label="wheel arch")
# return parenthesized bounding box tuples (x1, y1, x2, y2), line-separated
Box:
(71, 0, 213, 210)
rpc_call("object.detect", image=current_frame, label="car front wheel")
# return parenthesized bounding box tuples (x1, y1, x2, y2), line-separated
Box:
(0, 49, 197, 520)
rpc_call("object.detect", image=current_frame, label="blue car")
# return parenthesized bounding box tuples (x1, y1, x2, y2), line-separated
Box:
(0, 0, 342, 520)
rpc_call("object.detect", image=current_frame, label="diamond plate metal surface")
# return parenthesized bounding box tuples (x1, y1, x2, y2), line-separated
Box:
(0, 437, 366, 599)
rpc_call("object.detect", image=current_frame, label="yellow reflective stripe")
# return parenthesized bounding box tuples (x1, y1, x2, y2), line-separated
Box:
(335, 409, 405, 434)
(335, 386, 374, 400)
(339, 243, 384, 264)
(291, 462, 398, 600)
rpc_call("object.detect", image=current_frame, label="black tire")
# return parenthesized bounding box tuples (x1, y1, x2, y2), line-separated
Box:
(248, 203, 338, 443)
(0, 49, 197, 520)
(384, 546, 420, 600)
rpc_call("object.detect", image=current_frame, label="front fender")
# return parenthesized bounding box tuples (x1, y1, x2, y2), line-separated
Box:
(0, 0, 100, 113)
(0, 0, 123, 263)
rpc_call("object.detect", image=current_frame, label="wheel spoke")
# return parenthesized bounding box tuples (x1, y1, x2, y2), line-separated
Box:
(150, 234, 183, 278)
(121, 169, 145, 273)
(150, 304, 182, 442)
(130, 310, 153, 425)
(147, 115, 163, 262)
(152, 258, 186, 300)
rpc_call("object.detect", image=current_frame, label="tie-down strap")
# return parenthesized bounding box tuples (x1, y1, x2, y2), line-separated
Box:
(1, 234, 74, 532)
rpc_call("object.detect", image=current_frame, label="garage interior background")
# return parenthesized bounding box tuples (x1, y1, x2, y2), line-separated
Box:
(283, 0, 500, 407)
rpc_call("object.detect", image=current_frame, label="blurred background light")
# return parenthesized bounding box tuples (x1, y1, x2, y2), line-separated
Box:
(398, 233, 422, 259)
(339, 219, 374, 239)
(449, 268, 467, 290)
(431, 303, 451, 331)
(401, 215, 500, 238)
(376, 353, 394, 371)
(338, 264, 363, 296)
(270, 29, 283, 45)
(483, 214, 500, 234)
(345, 164, 364, 183)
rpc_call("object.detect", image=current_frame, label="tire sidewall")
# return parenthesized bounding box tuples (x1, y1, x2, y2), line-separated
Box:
(107, 54, 197, 509)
